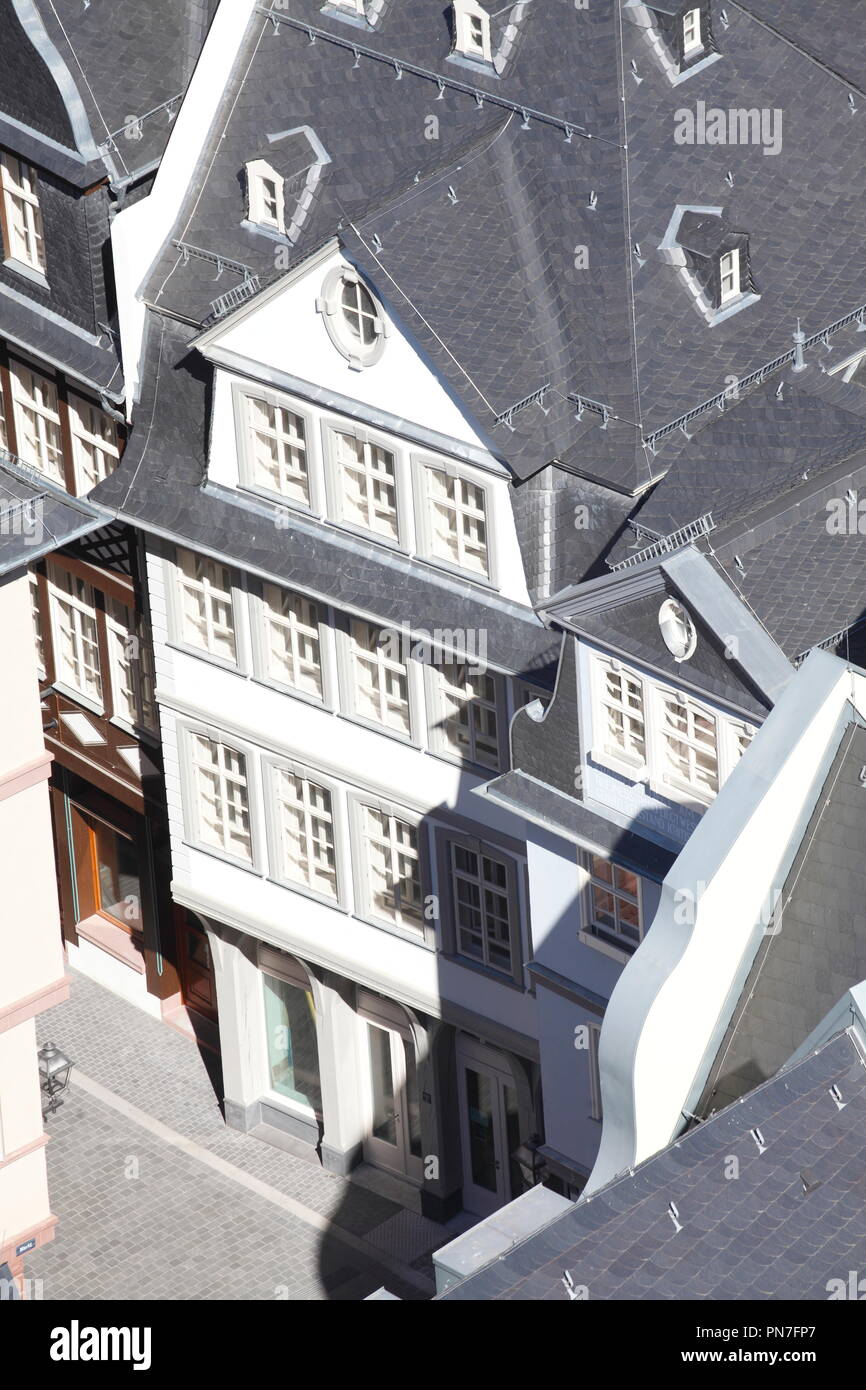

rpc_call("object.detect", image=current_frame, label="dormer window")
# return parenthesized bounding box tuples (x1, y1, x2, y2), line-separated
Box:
(329, 0, 365, 14)
(659, 206, 758, 323)
(719, 248, 740, 303)
(682, 7, 702, 54)
(451, 1, 492, 64)
(245, 160, 285, 235)
(0, 152, 46, 276)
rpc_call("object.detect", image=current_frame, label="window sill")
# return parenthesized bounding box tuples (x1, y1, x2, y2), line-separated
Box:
(578, 928, 635, 965)
(265, 874, 349, 915)
(52, 681, 105, 718)
(3, 257, 49, 291)
(590, 747, 648, 784)
(182, 838, 264, 877)
(166, 639, 243, 677)
(336, 707, 421, 751)
(249, 667, 334, 714)
(352, 909, 434, 950)
(425, 743, 502, 779)
(76, 914, 145, 973)
(648, 773, 713, 812)
(236, 479, 319, 521)
(441, 950, 523, 991)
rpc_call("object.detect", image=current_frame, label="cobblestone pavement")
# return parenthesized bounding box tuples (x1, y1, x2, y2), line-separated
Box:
(28, 969, 460, 1301)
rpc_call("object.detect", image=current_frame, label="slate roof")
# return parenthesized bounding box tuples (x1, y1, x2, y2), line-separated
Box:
(0, 455, 107, 577)
(136, 0, 866, 494)
(91, 314, 559, 679)
(439, 1029, 866, 1300)
(28, 0, 217, 183)
(700, 723, 866, 1114)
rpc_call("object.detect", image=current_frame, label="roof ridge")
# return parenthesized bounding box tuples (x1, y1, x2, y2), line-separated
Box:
(729, 0, 866, 98)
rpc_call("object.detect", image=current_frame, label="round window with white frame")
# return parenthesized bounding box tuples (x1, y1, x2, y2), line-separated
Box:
(658, 598, 697, 662)
(317, 266, 389, 369)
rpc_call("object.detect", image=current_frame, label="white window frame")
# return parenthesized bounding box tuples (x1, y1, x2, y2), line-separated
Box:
(650, 684, 721, 806)
(323, 419, 406, 545)
(180, 725, 260, 870)
(251, 581, 332, 707)
(257, 946, 323, 1119)
(233, 383, 319, 513)
(245, 159, 286, 234)
(412, 454, 495, 585)
(68, 392, 120, 496)
(30, 570, 46, 679)
(350, 795, 430, 943)
(264, 758, 343, 907)
(591, 651, 758, 806)
(682, 7, 703, 54)
(719, 248, 741, 304)
(451, 1, 493, 63)
(590, 655, 648, 780)
(105, 595, 158, 735)
(169, 547, 243, 670)
(427, 659, 504, 771)
(339, 615, 417, 741)
(0, 152, 46, 276)
(316, 265, 389, 369)
(46, 561, 103, 711)
(9, 360, 63, 483)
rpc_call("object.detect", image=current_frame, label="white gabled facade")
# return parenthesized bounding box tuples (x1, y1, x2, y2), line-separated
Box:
(146, 250, 552, 1218)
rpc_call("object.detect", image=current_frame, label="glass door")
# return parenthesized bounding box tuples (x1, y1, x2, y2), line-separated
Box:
(457, 1039, 525, 1216)
(362, 1020, 423, 1182)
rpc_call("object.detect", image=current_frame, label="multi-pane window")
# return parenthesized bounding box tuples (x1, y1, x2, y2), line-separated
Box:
(272, 769, 337, 899)
(425, 467, 488, 576)
(436, 663, 500, 768)
(732, 721, 756, 761)
(261, 585, 323, 697)
(30, 571, 46, 677)
(469, 14, 485, 50)
(48, 564, 103, 705)
(10, 362, 62, 482)
(176, 548, 237, 662)
(348, 619, 410, 734)
(451, 843, 513, 975)
(682, 6, 702, 52)
(333, 432, 398, 539)
(190, 735, 252, 863)
(0, 153, 46, 272)
(106, 596, 157, 731)
(68, 394, 120, 495)
(719, 249, 740, 303)
(340, 278, 379, 347)
(599, 662, 646, 765)
(245, 396, 310, 505)
(659, 692, 719, 798)
(362, 807, 423, 930)
(586, 855, 642, 947)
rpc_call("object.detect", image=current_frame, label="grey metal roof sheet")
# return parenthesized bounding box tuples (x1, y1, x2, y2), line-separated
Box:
(439, 1029, 866, 1300)
(701, 724, 866, 1112)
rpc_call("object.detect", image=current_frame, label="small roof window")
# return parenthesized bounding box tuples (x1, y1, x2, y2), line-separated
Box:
(316, 266, 389, 369)
(245, 159, 285, 234)
(659, 599, 697, 662)
(451, 1, 493, 64)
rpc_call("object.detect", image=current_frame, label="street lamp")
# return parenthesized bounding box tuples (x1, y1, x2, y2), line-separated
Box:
(38, 1042, 74, 1117)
